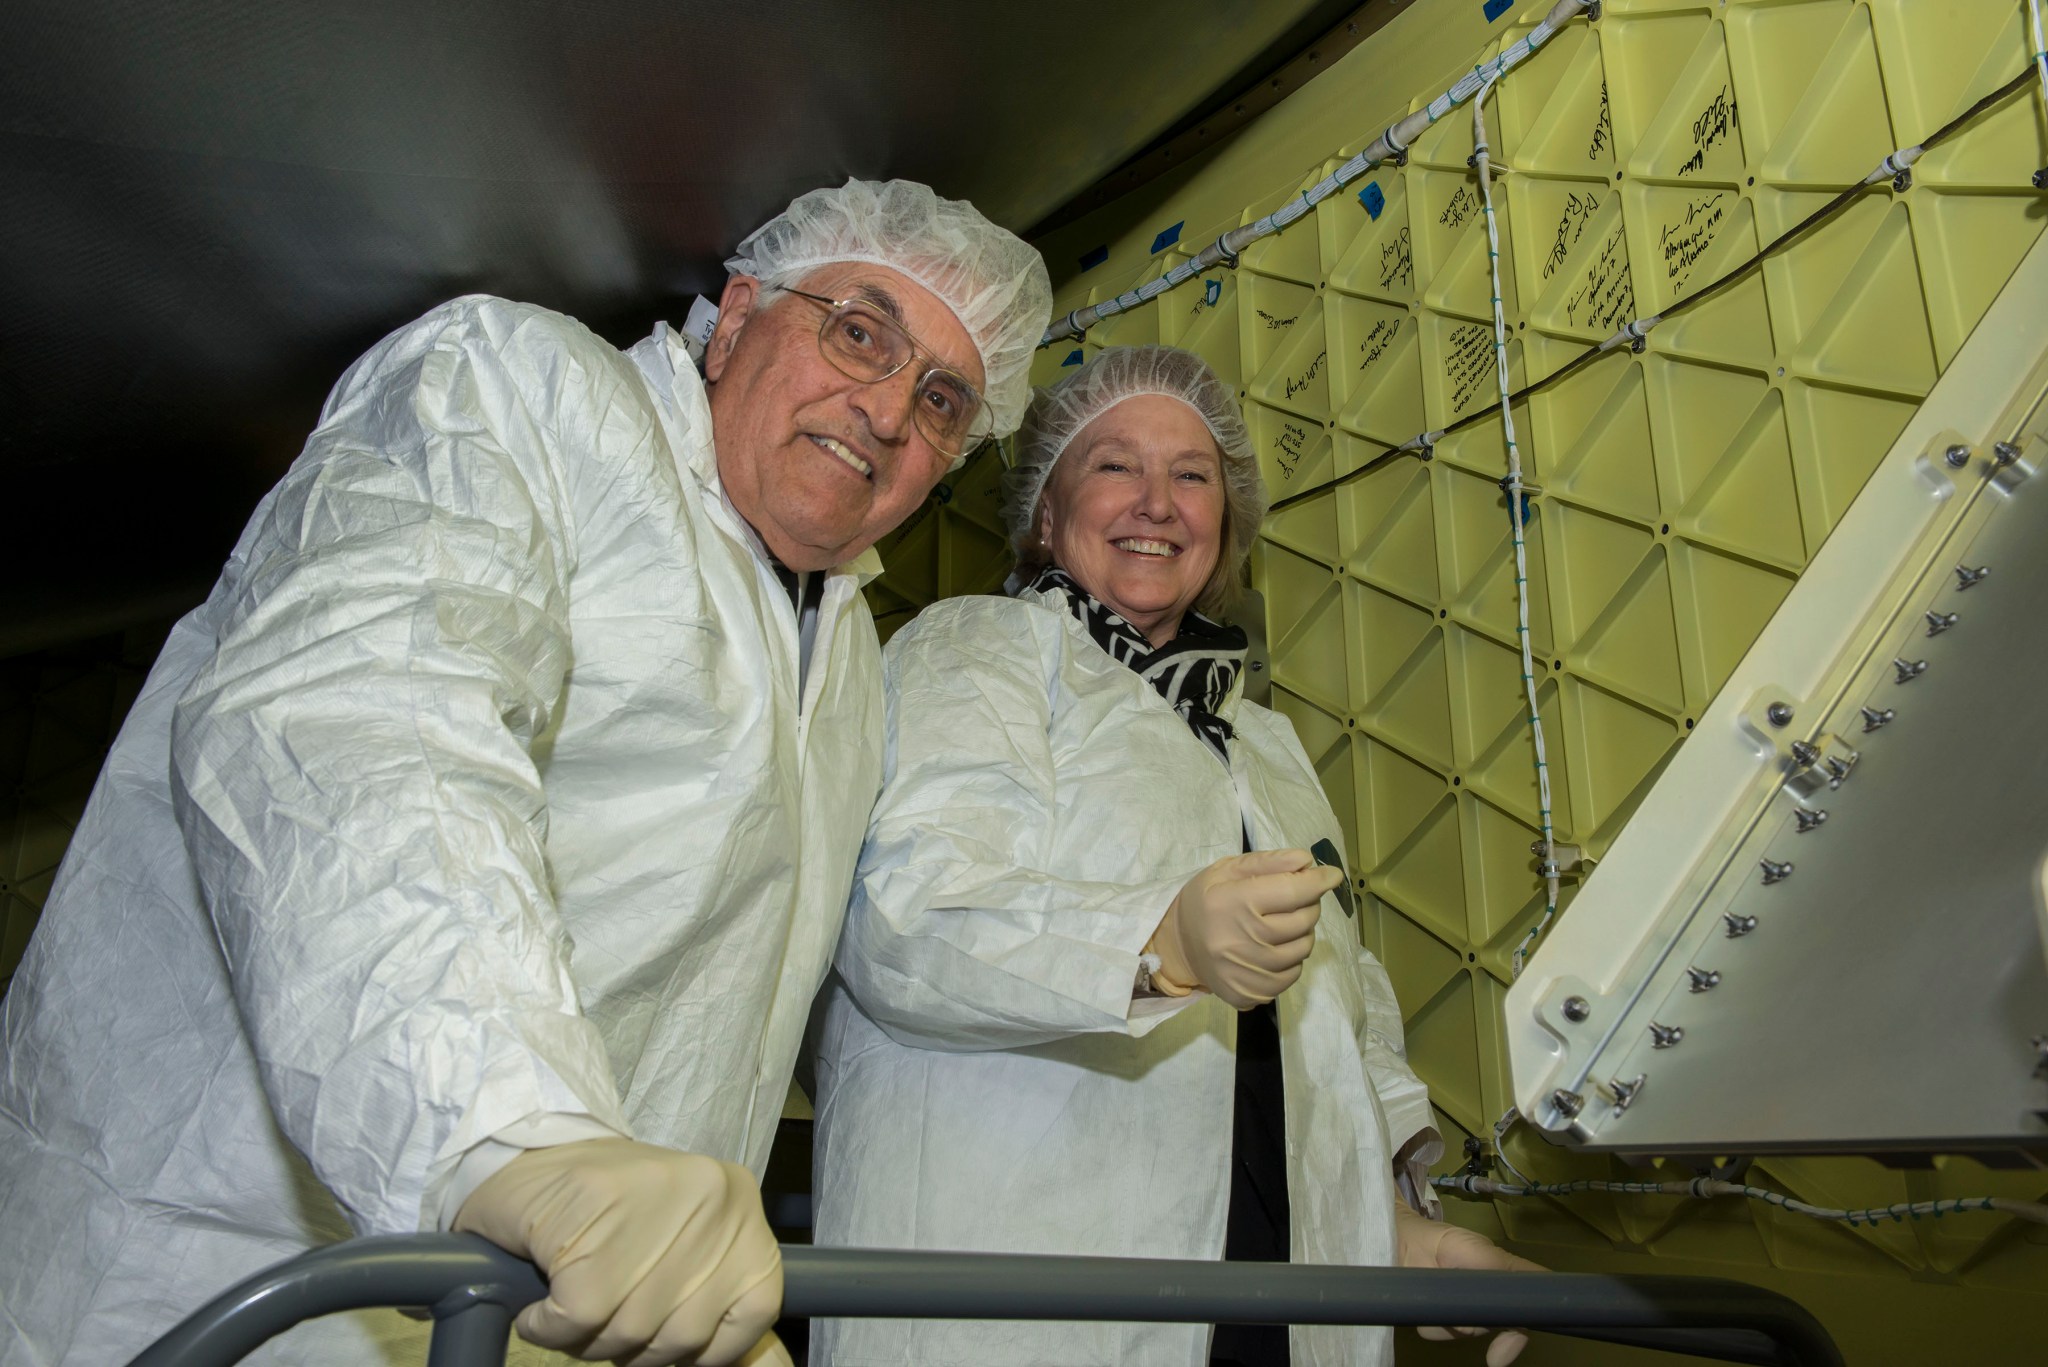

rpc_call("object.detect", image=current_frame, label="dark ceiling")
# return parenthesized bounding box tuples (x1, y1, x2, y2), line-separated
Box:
(2, 0, 1361, 649)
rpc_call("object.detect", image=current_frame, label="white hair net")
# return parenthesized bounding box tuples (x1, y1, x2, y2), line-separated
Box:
(726, 178, 1052, 442)
(1003, 344, 1268, 618)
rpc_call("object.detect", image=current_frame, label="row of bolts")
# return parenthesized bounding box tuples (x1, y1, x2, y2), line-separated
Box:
(1542, 440, 2027, 1124)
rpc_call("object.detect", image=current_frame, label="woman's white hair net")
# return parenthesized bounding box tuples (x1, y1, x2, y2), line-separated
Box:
(726, 178, 1052, 443)
(1003, 345, 1268, 619)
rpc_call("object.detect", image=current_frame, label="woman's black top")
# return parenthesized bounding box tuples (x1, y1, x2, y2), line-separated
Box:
(1209, 926, 1291, 1364)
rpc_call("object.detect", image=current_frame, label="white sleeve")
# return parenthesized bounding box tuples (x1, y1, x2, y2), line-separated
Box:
(835, 607, 1197, 1053)
(170, 298, 634, 1237)
(1354, 949, 1442, 1203)
(434, 1113, 625, 1231)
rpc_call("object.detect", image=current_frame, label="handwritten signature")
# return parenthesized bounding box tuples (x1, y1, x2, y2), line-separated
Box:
(1446, 322, 1497, 415)
(1285, 351, 1328, 401)
(1439, 185, 1478, 231)
(1357, 318, 1400, 374)
(1275, 421, 1310, 479)
(1677, 85, 1736, 177)
(1565, 229, 1634, 331)
(1658, 193, 1726, 288)
(1543, 191, 1602, 281)
(1379, 227, 1414, 291)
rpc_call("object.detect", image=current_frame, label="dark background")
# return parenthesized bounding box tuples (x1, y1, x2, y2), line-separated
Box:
(1, 0, 1383, 650)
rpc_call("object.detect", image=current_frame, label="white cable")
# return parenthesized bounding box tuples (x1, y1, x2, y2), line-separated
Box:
(2031, 0, 2048, 136)
(1467, 79, 1561, 978)
(1039, 0, 1595, 347)
(1434, 1173, 2048, 1228)
(1486, 1107, 1538, 1190)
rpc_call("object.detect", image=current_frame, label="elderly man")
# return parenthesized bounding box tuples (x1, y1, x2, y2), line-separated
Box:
(0, 179, 1050, 1367)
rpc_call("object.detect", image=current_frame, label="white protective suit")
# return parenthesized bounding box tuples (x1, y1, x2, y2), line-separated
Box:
(809, 588, 1440, 1367)
(0, 296, 886, 1365)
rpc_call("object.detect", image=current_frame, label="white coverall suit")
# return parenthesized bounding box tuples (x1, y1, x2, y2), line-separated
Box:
(0, 296, 885, 1365)
(809, 589, 1440, 1367)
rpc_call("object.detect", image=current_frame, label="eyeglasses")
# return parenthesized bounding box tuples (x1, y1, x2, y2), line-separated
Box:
(779, 288, 992, 458)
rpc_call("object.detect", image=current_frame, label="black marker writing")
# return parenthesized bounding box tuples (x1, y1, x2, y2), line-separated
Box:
(1357, 318, 1400, 374)
(1286, 351, 1328, 401)
(1544, 191, 1602, 280)
(1379, 227, 1414, 291)
(1678, 85, 1736, 177)
(1275, 421, 1309, 480)
(1440, 185, 1478, 231)
(1446, 322, 1497, 416)
(1658, 193, 1725, 290)
(1565, 228, 1634, 331)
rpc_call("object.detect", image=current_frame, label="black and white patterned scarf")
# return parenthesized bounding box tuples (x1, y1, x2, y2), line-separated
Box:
(1026, 564, 1247, 765)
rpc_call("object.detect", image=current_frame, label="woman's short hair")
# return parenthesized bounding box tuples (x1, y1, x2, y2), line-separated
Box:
(1001, 345, 1268, 620)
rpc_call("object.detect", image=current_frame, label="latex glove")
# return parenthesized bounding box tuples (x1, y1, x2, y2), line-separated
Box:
(1395, 1202, 1543, 1367)
(454, 1137, 790, 1367)
(1149, 848, 1337, 1009)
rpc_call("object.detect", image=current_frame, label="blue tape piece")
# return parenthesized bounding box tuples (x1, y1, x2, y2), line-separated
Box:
(1358, 182, 1386, 219)
(1078, 244, 1110, 271)
(1061, 349, 1085, 367)
(1483, 0, 1512, 20)
(1204, 278, 1222, 306)
(1150, 220, 1185, 254)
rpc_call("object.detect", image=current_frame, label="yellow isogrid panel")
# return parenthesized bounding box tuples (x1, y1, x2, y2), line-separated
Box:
(873, 0, 2048, 1360)
(868, 438, 1018, 642)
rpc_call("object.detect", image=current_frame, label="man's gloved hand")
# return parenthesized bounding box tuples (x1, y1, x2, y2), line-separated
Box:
(454, 1137, 791, 1367)
(1149, 849, 1337, 1009)
(1395, 1202, 1543, 1366)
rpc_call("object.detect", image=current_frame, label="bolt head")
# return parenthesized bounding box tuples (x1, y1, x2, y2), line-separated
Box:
(1563, 995, 1591, 1022)
(1945, 444, 1971, 468)
(1766, 701, 1794, 727)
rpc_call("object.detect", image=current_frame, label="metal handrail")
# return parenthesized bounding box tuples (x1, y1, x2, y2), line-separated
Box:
(127, 1234, 1845, 1367)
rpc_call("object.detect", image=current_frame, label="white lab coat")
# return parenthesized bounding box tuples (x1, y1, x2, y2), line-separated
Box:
(0, 297, 886, 1366)
(809, 588, 1439, 1367)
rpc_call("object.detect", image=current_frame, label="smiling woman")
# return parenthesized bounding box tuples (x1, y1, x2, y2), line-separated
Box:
(1040, 393, 1226, 646)
(1006, 344, 1268, 638)
(809, 344, 1541, 1367)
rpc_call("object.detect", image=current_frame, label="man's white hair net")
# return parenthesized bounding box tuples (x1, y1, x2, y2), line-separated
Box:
(1003, 344, 1268, 619)
(726, 178, 1052, 443)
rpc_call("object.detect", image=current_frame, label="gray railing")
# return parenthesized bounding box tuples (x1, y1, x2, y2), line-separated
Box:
(127, 1234, 1845, 1367)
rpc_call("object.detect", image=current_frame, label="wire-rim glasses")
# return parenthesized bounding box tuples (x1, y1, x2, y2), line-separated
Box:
(778, 288, 991, 458)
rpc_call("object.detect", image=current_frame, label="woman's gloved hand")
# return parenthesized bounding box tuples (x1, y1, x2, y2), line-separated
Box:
(454, 1137, 792, 1367)
(1395, 1201, 1543, 1366)
(1148, 848, 1338, 1009)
